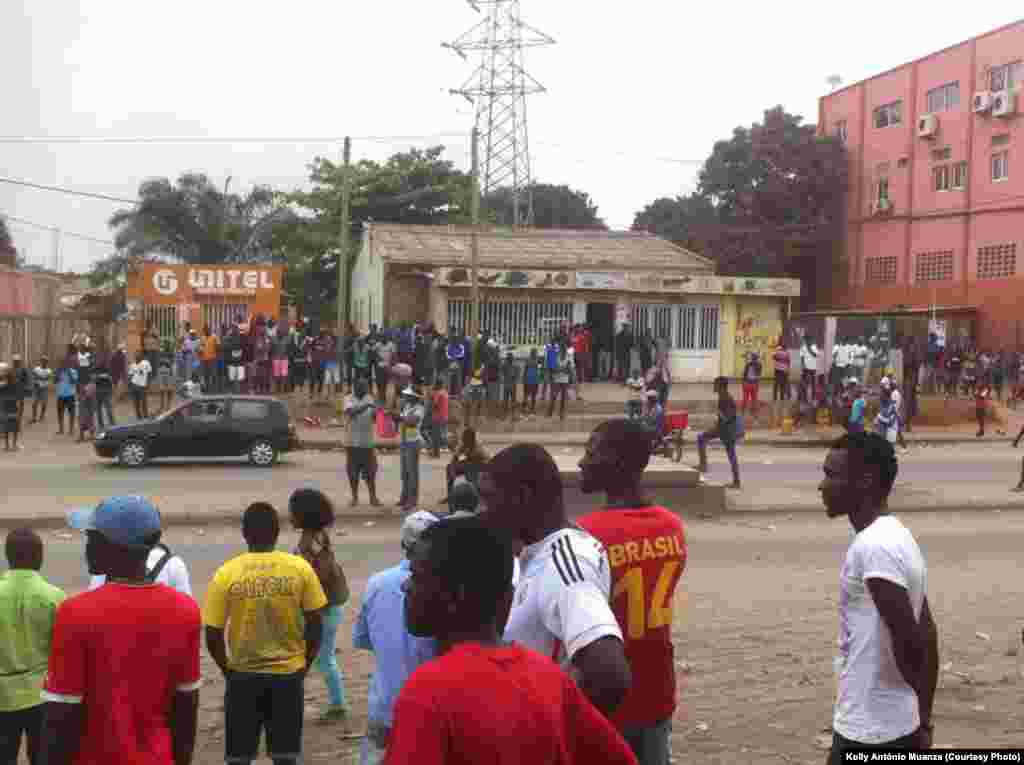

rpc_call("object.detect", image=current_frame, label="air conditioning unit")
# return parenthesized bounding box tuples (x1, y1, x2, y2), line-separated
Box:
(993, 90, 1016, 118)
(917, 114, 939, 138)
(973, 92, 993, 113)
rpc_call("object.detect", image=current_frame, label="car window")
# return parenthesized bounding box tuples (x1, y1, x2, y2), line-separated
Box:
(231, 400, 270, 421)
(182, 401, 225, 423)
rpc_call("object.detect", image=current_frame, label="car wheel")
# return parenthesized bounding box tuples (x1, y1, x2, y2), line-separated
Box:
(248, 439, 277, 467)
(118, 440, 149, 468)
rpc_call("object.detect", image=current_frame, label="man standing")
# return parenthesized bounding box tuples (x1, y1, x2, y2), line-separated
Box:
(204, 503, 327, 765)
(696, 377, 742, 489)
(40, 496, 201, 765)
(344, 379, 381, 507)
(388, 515, 639, 765)
(800, 335, 819, 402)
(0, 529, 65, 764)
(352, 511, 441, 765)
(479, 444, 632, 718)
(396, 388, 425, 512)
(577, 420, 687, 765)
(11, 356, 30, 429)
(772, 344, 791, 402)
(820, 432, 938, 760)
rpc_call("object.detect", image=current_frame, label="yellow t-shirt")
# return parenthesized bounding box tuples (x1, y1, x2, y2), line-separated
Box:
(203, 551, 328, 674)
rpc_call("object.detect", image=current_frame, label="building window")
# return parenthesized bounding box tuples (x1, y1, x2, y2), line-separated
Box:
(866, 256, 898, 283)
(835, 120, 848, 144)
(675, 305, 719, 351)
(990, 61, 1024, 92)
(992, 150, 1009, 182)
(897, 157, 909, 169)
(876, 177, 890, 204)
(926, 82, 960, 113)
(977, 244, 1017, 280)
(933, 166, 950, 192)
(915, 251, 954, 282)
(447, 300, 573, 346)
(873, 101, 902, 129)
(952, 161, 968, 190)
(931, 147, 952, 162)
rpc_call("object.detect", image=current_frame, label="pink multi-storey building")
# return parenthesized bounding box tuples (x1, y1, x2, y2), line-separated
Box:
(819, 19, 1024, 346)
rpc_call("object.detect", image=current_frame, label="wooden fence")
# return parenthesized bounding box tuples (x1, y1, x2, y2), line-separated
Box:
(0, 315, 121, 364)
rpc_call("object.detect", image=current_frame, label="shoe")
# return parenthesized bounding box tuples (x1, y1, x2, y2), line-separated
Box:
(728, 481, 741, 490)
(350, 498, 359, 508)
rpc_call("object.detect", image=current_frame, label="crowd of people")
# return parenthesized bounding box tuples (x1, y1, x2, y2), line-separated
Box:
(0, 416, 937, 764)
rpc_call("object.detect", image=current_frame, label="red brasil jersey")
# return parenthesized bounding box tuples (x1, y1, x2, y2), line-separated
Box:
(577, 506, 687, 729)
(43, 583, 202, 765)
(386, 642, 638, 765)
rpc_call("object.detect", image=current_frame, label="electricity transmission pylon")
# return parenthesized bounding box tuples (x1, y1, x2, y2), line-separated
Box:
(444, 0, 554, 226)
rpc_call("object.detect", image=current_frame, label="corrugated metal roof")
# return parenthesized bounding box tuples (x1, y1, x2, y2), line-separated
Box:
(365, 223, 716, 274)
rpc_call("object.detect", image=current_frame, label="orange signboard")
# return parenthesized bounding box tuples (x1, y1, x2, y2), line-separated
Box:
(132, 263, 283, 316)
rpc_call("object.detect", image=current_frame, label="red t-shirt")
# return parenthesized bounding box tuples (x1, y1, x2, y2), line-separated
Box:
(386, 642, 638, 765)
(576, 506, 687, 729)
(432, 389, 450, 422)
(43, 583, 202, 765)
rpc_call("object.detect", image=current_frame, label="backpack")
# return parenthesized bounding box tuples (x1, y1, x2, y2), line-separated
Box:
(146, 543, 175, 583)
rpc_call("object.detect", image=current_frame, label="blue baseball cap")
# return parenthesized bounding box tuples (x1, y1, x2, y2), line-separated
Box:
(68, 496, 162, 549)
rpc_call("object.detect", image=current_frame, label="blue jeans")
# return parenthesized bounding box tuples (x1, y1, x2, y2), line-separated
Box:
(622, 718, 671, 765)
(399, 444, 421, 508)
(318, 605, 346, 709)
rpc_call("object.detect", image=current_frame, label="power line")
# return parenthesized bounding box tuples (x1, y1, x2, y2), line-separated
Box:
(0, 177, 135, 204)
(0, 132, 467, 146)
(3, 215, 114, 246)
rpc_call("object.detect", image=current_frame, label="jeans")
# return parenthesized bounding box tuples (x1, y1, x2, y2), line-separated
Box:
(428, 422, 448, 455)
(318, 605, 346, 709)
(621, 718, 671, 765)
(0, 705, 42, 765)
(95, 393, 115, 430)
(827, 728, 920, 765)
(697, 429, 739, 483)
(399, 444, 420, 508)
(773, 370, 790, 400)
(548, 383, 568, 418)
(224, 671, 305, 764)
(360, 723, 389, 765)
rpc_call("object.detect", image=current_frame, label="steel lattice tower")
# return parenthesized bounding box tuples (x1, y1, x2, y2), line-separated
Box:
(444, 0, 554, 226)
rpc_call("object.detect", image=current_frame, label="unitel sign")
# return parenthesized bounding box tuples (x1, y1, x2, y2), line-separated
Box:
(152, 268, 276, 297)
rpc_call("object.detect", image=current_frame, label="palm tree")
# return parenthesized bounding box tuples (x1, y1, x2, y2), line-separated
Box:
(108, 173, 296, 264)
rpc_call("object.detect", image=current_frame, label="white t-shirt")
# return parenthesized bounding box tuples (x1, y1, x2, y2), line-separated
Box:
(800, 344, 819, 373)
(503, 527, 622, 668)
(852, 345, 868, 368)
(834, 515, 926, 744)
(129, 360, 152, 387)
(889, 389, 902, 416)
(89, 547, 193, 597)
(834, 344, 852, 367)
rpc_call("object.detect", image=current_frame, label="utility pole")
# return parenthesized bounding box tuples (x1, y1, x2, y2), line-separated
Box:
(470, 127, 481, 346)
(337, 137, 352, 341)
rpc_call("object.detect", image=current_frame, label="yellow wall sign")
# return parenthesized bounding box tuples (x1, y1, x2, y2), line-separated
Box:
(733, 301, 783, 379)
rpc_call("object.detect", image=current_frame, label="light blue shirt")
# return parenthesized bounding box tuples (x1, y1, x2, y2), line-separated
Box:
(850, 397, 866, 426)
(352, 560, 438, 727)
(55, 368, 78, 399)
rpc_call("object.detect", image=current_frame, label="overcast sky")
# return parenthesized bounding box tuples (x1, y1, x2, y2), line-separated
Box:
(1, 2, 1019, 272)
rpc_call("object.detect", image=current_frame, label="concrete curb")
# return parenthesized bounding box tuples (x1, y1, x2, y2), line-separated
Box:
(15, 498, 1024, 532)
(295, 435, 1017, 451)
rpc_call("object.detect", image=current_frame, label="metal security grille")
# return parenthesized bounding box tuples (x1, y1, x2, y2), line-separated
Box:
(144, 305, 178, 346)
(447, 300, 573, 346)
(698, 305, 720, 350)
(202, 303, 249, 333)
(629, 304, 673, 345)
(671, 305, 719, 350)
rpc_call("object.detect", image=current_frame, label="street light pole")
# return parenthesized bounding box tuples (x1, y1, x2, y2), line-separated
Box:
(337, 137, 352, 340)
(470, 127, 481, 345)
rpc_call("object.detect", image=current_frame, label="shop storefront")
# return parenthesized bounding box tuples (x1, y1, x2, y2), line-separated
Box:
(125, 262, 284, 352)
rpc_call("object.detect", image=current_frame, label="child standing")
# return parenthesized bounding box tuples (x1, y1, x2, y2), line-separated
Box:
(976, 379, 992, 438)
(429, 381, 450, 458)
(55, 362, 78, 435)
(522, 349, 540, 415)
(500, 352, 518, 417)
(625, 369, 645, 419)
(1, 366, 19, 451)
(154, 343, 175, 413)
(31, 356, 52, 424)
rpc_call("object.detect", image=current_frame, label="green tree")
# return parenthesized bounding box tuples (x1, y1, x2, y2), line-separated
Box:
(484, 183, 606, 228)
(287, 145, 474, 316)
(631, 194, 716, 252)
(107, 173, 297, 265)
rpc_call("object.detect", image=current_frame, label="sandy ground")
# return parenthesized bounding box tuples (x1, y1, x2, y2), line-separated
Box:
(23, 509, 1024, 764)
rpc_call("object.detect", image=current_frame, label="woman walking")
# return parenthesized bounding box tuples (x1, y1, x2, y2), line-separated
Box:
(289, 488, 350, 724)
